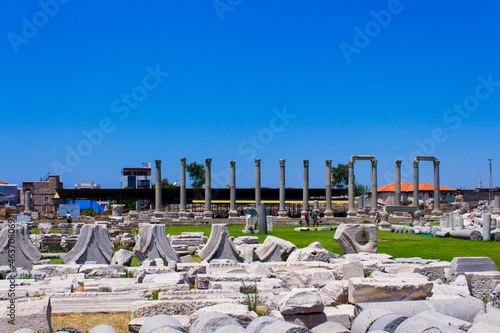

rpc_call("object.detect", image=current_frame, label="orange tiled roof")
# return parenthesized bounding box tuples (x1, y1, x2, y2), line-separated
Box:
(0, 180, 7, 185)
(375, 181, 455, 193)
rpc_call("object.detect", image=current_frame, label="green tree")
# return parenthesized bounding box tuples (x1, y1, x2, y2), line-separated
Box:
(186, 162, 205, 188)
(331, 163, 368, 197)
(153, 178, 176, 189)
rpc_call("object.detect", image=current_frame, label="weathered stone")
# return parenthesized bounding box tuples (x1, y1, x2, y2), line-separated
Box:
(89, 325, 118, 333)
(132, 299, 239, 318)
(415, 310, 472, 331)
(394, 316, 463, 333)
(333, 223, 377, 254)
(279, 289, 324, 315)
(32, 264, 81, 277)
(465, 271, 500, 299)
(293, 268, 335, 288)
(79, 264, 120, 278)
(138, 314, 187, 333)
(468, 322, 500, 333)
(189, 303, 257, 328)
(255, 236, 297, 262)
(286, 242, 340, 263)
(190, 311, 242, 333)
(61, 224, 113, 265)
(348, 276, 433, 303)
(351, 308, 394, 333)
(245, 316, 278, 333)
(0, 223, 42, 269)
(259, 321, 311, 333)
(283, 312, 327, 330)
(473, 307, 500, 326)
(320, 280, 348, 306)
(198, 224, 243, 263)
(368, 313, 408, 332)
(133, 224, 179, 265)
(490, 284, 500, 309)
(312, 322, 349, 333)
(355, 297, 484, 322)
(448, 257, 497, 281)
(213, 325, 246, 333)
(332, 260, 364, 280)
(450, 229, 482, 240)
(110, 249, 134, 266)
(233, 236, 260, 246)
(1, 297, 52, 333)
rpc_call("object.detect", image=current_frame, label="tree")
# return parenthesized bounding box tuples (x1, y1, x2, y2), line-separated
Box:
(186, 162, 205, 188)
(331, 163, 368, 197)
(331, 163, 348, 188)
(153, 178, 176, 189)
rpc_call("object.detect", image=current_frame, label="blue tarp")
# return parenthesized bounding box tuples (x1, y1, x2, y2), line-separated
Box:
(68, 200, 106, 213)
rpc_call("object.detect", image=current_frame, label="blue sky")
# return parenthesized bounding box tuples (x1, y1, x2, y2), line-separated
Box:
(1, 0, 499, 190)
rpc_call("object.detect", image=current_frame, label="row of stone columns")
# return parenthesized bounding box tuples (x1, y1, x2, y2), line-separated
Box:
(154, 158, 337, 219)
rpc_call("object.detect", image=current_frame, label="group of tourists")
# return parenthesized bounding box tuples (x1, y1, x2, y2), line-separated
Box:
(299, 210, 319, 227)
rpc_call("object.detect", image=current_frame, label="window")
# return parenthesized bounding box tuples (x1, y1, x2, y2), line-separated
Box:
(41, 206, 46, 213)
(44, 196, 49, 202)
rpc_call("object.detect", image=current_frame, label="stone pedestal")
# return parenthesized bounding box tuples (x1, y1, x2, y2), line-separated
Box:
(278, 159, 288, 218)
(483, 213, 491, 241)
(356, 196, 365, 217)
(24, 190, 32, 212)
(324, 160, 334, 218)
(413, 159, 419, 208)
(203, 158, 213, 219)
(243, 205, 258, 234)
(179, 158, 188, 220)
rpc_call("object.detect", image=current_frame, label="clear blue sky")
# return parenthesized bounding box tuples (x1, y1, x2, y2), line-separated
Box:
(1, 0, 499, 190)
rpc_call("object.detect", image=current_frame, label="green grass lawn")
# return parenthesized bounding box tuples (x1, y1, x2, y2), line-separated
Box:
(164, 225, 500, 269)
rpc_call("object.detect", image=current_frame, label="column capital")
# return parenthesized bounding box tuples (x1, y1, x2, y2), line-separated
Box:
(205, 158, 212, 166)
(155, 160, 161, 167)
(371, 159, 378, 167)
(433, 159, 440, 167)
(303, 160, 309, 167)
(325, 160, 332, 167)
(279, 159, 286, 167)
(255, 159, 261, 166)
(395, 159, 402, 166)
(348, 159, 354, 167)
(180, 157, 187, 165)
(230, 160, 236, 167)
(413, 159, 419, 167)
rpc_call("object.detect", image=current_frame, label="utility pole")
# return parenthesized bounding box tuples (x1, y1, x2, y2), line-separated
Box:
(488, 158, 493, 205)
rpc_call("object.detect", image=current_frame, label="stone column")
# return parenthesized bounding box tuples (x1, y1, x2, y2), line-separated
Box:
(324, 160, 333, 218)
(413, 159, 419, 208)
(494, 196, 500, 214)
(370, 159, 378, 216)
(432, 160, 441, 215)
(24, 190, 32, 212)
(229, 161, 238, 219)
(347, 159, 356, 216)
(301, 160, 309, 219)
(179, 158, 188, 220)
(278, 159, 287, 218)
(203, 158, 213, 219)
(483, 213, 491, 241)
(394, 160, 402, 206)
(255, 159, 261, 206)
(155, 160, 162, 212)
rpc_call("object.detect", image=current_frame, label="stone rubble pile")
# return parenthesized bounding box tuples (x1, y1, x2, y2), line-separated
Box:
(1, 223, 500, 332)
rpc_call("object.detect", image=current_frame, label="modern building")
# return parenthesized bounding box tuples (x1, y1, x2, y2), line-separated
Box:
(75, 181, 101, 189)
(0, 181, 19, 207)
(121, 162, 152, 189)
(23, 175, 64, 213)
(372, 181, 456, 205)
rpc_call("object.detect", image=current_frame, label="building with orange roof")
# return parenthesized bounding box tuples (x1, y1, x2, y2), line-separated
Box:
(369, 181, 456, 206)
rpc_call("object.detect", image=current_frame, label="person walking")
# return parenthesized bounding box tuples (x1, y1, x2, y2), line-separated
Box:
(304, 211, 310, 227)
(311, 210, 318, 227)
